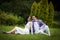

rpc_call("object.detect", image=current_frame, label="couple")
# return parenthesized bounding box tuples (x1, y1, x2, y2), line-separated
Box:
(3, 15, 50, 36)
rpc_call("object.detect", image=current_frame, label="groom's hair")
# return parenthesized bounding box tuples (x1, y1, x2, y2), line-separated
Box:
(32, 15, 38, 18)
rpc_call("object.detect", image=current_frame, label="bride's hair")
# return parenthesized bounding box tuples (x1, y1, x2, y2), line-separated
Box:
(25, 15, 31, 23)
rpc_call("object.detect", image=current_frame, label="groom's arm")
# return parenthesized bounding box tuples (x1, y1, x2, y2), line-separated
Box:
(30, 23, 33, 34)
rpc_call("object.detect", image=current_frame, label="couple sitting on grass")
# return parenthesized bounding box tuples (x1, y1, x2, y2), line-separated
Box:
(3, 15, 50, 36)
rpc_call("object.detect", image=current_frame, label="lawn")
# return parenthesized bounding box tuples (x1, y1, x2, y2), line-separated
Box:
(0, 25, 60, 40)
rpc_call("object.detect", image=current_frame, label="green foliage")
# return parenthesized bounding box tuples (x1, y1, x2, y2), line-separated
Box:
(0, 11, 24, 25)
(30, 0, 54, 27)
(48, 2, 54, 27)
(0, 0, 35, 18)
(54, 11, 60, 21)
(18, 16, 24, 24)
(37, 0, 49, 24)
(30, 1, 37, 16)
(0, 0, 42, 19)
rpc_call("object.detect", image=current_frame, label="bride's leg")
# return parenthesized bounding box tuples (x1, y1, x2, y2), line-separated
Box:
(7, 27, 17, 34)
(8, 27, 24, 34)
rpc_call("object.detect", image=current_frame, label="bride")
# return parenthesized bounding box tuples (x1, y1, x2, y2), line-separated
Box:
(3, 16, 32, 34)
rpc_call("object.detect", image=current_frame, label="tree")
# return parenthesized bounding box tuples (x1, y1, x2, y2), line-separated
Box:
(48, 1, 54, 27)
(30, 0, 54, 27)
(30, 1, 37, 16)
(37, 0, 49, 24)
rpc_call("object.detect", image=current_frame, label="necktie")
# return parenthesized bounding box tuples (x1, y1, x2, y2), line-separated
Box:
(32, 21, 35, 33)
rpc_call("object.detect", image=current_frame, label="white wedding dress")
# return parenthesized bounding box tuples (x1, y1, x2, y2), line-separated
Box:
(15, 22, 31, 34)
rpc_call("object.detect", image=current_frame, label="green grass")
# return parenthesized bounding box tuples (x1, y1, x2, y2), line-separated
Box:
(0, 25, 60, 40)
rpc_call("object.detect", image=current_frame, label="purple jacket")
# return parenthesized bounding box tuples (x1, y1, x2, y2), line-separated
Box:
(32, 20, 45, 27)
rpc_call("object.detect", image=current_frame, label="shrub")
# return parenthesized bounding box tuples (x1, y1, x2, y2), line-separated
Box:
(18, 16, 24, 25)
(0, 11, 24, 25)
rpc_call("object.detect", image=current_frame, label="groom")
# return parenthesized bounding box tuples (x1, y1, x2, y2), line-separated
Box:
(31, 15, 50, 36)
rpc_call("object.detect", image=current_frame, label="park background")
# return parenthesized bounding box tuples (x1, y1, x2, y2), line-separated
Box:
(0, 0, 60, 40)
